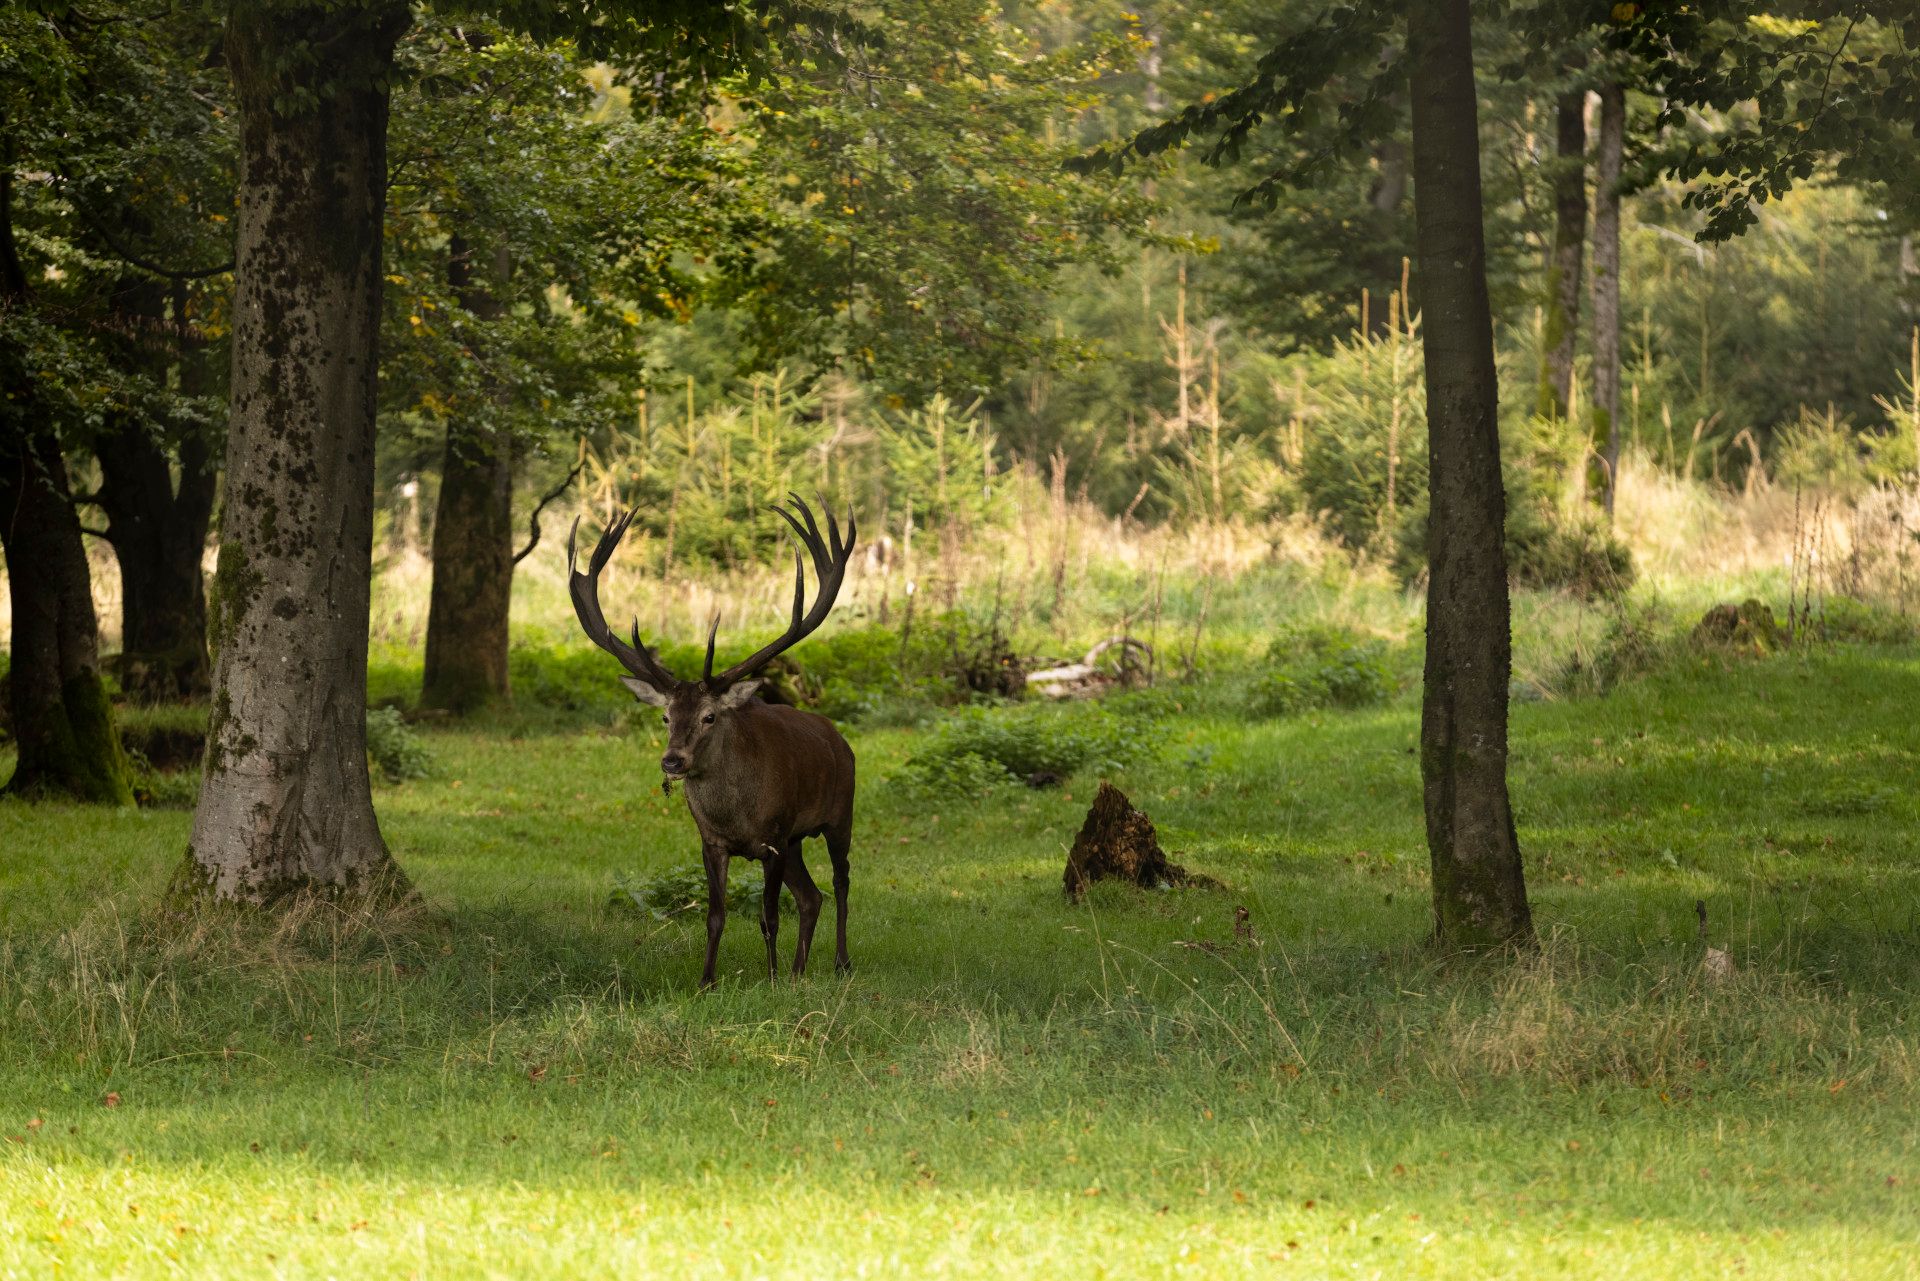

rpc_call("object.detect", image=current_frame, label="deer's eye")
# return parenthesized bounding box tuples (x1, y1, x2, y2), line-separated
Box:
(702, 713, 716, 724)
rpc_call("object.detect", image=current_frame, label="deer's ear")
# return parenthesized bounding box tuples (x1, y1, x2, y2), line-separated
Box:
(716, 679, 763, 709)
(619, 676, 670, 708)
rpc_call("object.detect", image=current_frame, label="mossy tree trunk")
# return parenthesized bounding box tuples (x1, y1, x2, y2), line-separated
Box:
(1535, 85, 1587, 422)
(1, 124, 135, 804)
(1587, 81, 1625, 514)
(1407, 0, 1533, 950)
(180, 0, 412, 902)
(0, 432, 137, 805)
(421, 234, 514, 714)
(95, 278, 217, 700)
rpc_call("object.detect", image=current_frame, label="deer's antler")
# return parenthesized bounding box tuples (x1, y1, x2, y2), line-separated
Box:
(706, 495, 856, 686)
(567, 512, 682, 693)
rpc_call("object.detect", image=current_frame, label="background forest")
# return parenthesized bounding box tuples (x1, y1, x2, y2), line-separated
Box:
(2, 1, 1919, 1277)
(5, 0, 1918, 717)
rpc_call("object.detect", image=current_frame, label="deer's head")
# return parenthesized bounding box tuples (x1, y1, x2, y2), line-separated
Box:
(568, 496, 856, 780)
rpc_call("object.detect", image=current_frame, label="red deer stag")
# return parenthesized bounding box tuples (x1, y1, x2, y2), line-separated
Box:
(568, 497, 857, 987)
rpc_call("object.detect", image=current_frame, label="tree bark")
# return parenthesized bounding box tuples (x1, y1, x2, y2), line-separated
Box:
(1407, 0, 1532, 949)
(1, 432, 136, 804)
(1535, 86, 1587, 421)
(180, 0, 411, 902)
(1, 129, 134, 803)
(1587, 81, 1625, 514)
(1362, 97, 1412, 337)
(95, 278, 216, 700)
(421, 235, 514, 713)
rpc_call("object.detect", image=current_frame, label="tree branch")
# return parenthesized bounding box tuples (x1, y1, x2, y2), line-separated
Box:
(512, 460, 585, 564)
(74, 206, 233, 280)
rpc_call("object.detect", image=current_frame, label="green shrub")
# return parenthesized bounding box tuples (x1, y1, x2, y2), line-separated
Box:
(1551, 606, 1675, 697)
(894, 748, 1021, 799)
(791, 626, 932, 719)
(365, 707, 434, 783)
(1248, 624, 1394, 718)
(1274, 323, 1428, 551)
(896, 704, 1145, 795)
(508, 644, 637, 715)
(1506, 506, 1636, 599)
(1774, 405, 1874, 496)
(608, 866, 764, 920)
(1396, 479, 1635, 600)
(1806, 596, 1917, 645)
(784, 619, 996, 721)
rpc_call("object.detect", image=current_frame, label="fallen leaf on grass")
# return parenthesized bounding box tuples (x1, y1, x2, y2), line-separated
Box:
(103, 1092, 121, 1109)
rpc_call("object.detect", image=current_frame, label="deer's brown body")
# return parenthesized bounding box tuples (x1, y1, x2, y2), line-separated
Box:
(673, 696, 855, 983)
(569, 499, 858, 986)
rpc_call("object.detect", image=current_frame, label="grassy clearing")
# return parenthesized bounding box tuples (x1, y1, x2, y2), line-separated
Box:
(2, 636, 1918, 1277)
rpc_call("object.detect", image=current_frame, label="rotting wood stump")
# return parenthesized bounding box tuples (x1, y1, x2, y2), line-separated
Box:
(1064, 781, 1215, 900)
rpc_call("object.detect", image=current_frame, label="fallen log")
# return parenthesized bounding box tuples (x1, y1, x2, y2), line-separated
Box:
(1027, 637, 1153, 700)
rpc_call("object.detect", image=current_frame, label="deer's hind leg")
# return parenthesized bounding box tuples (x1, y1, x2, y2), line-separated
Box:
(825, 819, 852, 974)
(784, 842, 823, 977)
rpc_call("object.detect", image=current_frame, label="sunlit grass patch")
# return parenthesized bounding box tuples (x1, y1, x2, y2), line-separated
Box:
(3, 645, 1919, 1277)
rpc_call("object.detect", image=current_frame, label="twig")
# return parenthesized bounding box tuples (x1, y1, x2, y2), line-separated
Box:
(512, 460, 586, 564)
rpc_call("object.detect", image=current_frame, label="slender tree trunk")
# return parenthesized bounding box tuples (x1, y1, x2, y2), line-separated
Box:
(180, 1, 411, 902)
(1407, 0, 1532, 949)
(1362, 94, 1411, 336)
(421, 235, 514, 713)
(1588, 81, 1625, 514)
(1, 432, 136, 804)
(96, 278, 216, 700)
(1535, 86, 1587, 421)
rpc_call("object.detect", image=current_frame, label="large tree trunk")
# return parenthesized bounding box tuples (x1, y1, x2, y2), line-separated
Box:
(420, 235, 514, 713)
(1407, 0, 1533, 949)
(0, 432, 136, 805)
(1587, 81, 1625, 514)
(1, 132, 134, 804)
(1535, 86, 1587, 421)
(180, 1, 411, 902)
(96, 278, 216, 700)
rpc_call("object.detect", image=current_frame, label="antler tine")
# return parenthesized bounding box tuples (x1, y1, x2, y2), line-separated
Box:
(711, 496, 858, 686)
(567, 509, 681, 692)
(702, 614, 720, 683)
(797, 490, 856, 563)
(775, 494, 829, 579)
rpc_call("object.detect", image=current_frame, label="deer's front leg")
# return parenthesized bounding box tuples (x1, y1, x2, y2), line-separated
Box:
(700, 842, 729, 989)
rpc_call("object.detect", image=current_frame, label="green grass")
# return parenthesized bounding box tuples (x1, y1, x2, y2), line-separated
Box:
(2, 645, 1918, 1277)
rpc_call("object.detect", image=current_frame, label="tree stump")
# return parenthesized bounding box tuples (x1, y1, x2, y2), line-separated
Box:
(1691, 599, 1781, 654)
(1063, 782, 1212, 900)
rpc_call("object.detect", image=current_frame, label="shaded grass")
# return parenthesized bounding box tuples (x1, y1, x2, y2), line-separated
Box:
(1, 647, 1918, 1277)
